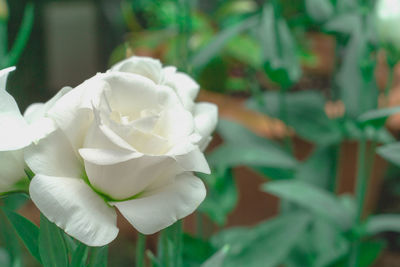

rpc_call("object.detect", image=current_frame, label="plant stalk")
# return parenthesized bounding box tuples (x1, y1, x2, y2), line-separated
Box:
(136, 233, 146, 267)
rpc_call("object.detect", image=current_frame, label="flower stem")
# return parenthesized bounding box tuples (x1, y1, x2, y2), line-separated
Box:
(136, 233, 146, 267)
(348, 136, 377, 266)
(384, 65, 394, 104)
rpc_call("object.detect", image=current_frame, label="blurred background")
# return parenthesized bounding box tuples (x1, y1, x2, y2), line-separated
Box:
(4, 0, 400, 266)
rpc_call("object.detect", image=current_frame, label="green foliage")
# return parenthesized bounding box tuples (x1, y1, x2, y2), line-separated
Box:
(262, 180, 355, 229)
(212, 212, 310, 267)
(2, 208, 40, 264)
(210, 119, 297, 169)
(190, 14, 258, 70)
(305, 0, 334, 23)
(39, 215, 69, 267)
(247, 91, 343, 145)
(198, 167, 238, 226)
(259, 4, 301, 89)
(377, 143, 400, 167)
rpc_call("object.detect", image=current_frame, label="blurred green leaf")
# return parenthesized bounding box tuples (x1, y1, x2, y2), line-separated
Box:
(39, 215, 68, 267)
(198, 168, 238, 226)
(247, 91, 343, 145)
(3, 208, 41, 264)
(324, 13, 359, 35)
(378, 143, 400, 167)
(225, 35, 262, 68)
(209, 143, 297, 169)
(212, 119, 297, 169)
(0, 210, 22, 267)
(311, 220, 349, 267)
(262, 180, 355, 229)
(88, 246, 108, 267)
(305, 0, 334, 23)
(201, 246, 230, 267)
(70, 243, 89, 267)
(183, 234, 216, 266)
(296, 146, 338, 189)
(191, 14, 258, 70)
(358, 106, 400, 129)
(212, 212, 310, 267)
(366, 214, 400, 235)
(259, 5, 301, 88)
(0, 248, 9, 266)
(335, 18, 378, 118)
(357, 241, 385, 267)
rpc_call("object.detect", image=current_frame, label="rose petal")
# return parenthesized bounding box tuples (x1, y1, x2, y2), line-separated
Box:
(193, 102, 218, 150)
(30, 175, 118, 246)
(154, 107, 194, 144)
(24, 86, 73, 124)
(163, 69, 199, 110)
(0, 150, 26, 192)
(25, 129, 82, 178)
(82, 152, 179, 200)
(48, 76, 106, 150)
(0, 67, 31, 150)
(110, 56, 163, 84)
(169, 144, 210, 174)
(112, 173, 206, 234)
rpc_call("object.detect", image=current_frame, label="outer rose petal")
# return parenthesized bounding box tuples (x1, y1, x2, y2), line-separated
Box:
(111, 173, 206, 234)
(0, 66, 31, 150)
(163, 67, 199, 110)
(110, 56, 163, 84)
(30, 175, 119, 246)
(24, 86, 73, 124)
(193, 102, 218, 150)
(25, 129, 82, 178)
(167, 143, 210, 174)
(0, 150, 26, 192)
(81, 149, 179, 200)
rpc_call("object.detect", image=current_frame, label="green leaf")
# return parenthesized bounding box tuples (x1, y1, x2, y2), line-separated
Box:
(377, 143, 400, 167)
(311, 220, 349, 267)
(0, 248, 9, 266)
(259, 5, 301, 88)
(324, 13, 359, 35)
(209, 143, 297, 169)
(296, 146, 338, 189)
(262, 180, 355, 229)
(2, 208, 41, 264)
(88, 246, 108, 267)
(71, 243, 89, 267)
(190, 14, 258, 70)
(305, 0, 334, 22)
(201, 246, 230, 267)
(247, 91, 342, 145)
(199, 168, 238, 226)
(357, 241, 385, 267)
(0, 210, 22, 267)
(183, 234, 215, 266)
(366, 214, 400, 235)
(335, 18, 378, 118)
(213, 119, 297, 169)
(358, 106, 400, 128)
(39, 215, 69, 267)
(212, 212, 310, 267)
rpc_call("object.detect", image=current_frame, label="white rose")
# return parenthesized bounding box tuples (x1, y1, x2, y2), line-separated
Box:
(25, 58, 218, 246)
(0, 66, 72, 192)
(376, 0, 400, 50)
